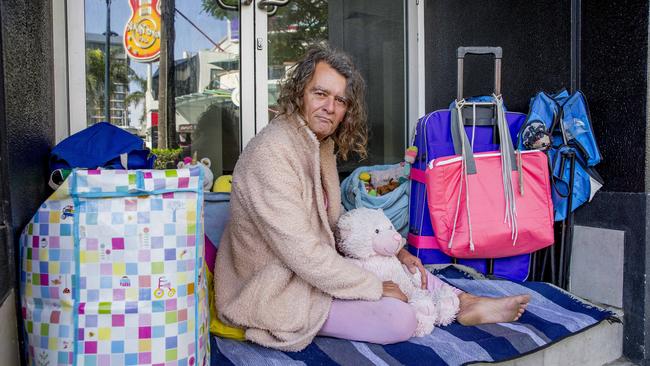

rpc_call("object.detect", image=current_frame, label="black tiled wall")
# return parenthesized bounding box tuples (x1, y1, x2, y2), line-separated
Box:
(425, 0, 649, 362)
(424, 0, 571, 114)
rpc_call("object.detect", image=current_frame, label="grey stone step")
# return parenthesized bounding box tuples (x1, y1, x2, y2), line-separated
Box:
(604, 357, 639, 366)
(475, 309, 623, 366)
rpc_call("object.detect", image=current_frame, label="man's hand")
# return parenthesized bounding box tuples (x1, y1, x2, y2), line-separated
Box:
(382, 281, 408, 302)
(396, 248, 428, 289)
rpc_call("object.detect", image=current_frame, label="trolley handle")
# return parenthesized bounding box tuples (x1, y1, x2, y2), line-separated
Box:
(457, 46, 502, 59)
(457, 46, 502, 100)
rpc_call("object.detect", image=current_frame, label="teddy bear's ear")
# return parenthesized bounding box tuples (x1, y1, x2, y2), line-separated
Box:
(335, 210, 361, 255)
(200, 157, 211, 168)
(336, 212, 352, 240)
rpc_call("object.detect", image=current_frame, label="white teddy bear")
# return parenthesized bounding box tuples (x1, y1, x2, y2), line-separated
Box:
(336, 207, 460, 337)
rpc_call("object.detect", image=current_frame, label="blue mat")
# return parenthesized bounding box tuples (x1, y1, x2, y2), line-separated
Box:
(210, 266, 618, 366)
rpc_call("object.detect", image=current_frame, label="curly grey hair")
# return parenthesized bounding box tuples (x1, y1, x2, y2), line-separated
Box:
(277, 44, 368, 160)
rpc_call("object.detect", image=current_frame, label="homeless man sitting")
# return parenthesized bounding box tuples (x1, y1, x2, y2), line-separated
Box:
(214, 44, 530, 352)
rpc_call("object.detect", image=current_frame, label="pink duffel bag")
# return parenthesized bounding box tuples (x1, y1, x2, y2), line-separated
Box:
(426, 96, 554, 259)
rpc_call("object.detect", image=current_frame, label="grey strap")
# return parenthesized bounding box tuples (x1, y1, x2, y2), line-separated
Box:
(495, 100, 518, 172)
(450, 103, 477, 174)
(450, 98, 518, 175)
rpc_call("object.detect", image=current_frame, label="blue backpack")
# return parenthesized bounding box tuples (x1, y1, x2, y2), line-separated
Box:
(518, 90, 603, 221)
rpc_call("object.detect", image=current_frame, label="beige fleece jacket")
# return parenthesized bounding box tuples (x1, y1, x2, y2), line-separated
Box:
(214, 113, 383, 351)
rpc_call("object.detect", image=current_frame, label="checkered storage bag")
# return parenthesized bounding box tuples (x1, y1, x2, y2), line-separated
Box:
(20, 168, 209, 366)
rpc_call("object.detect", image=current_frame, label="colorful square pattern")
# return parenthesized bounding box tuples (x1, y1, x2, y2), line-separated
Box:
(20, 169, 209, 365)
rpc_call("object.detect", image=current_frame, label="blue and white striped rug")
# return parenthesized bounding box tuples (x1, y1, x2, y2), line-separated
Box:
(210, 266, 618, 366)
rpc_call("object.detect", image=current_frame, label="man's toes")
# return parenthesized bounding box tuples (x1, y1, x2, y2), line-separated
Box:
(515, 294, 530, 303)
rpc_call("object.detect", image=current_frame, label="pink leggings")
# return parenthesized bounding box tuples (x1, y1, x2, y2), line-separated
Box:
(317, 272, 463, 344)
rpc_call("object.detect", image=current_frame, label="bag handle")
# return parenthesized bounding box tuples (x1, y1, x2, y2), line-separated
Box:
(547, 98, 569, 146)
(450, 96, 517, 175)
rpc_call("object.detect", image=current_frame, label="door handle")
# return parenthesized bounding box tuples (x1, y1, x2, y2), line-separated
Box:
(215, 0, 282, 15)
(258, 0, 290, 16)
(213, 0, 259, 11)
(214, 0, 238, 11)
(258, 0, 290, 7)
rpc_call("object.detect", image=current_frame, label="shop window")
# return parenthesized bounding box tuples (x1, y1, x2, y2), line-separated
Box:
(80, 0, 407, 178)
(83, 0, 241, 179)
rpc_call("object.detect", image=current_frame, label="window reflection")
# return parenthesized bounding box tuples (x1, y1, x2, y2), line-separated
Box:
(268, 0, 406, 173)
(84, 1, 241, 179)
(85, 33, 131, 127)
(267, 0, 329, 117)
(82, 0, 406, 179)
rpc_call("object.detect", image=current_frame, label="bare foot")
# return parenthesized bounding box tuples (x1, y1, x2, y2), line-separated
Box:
(456, 293, 530, 326)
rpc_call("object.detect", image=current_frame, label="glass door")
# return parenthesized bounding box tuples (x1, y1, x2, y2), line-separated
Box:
(259, 0, 407, 172)
(82, 0, 242, 179)
(77, 0, 406, 177)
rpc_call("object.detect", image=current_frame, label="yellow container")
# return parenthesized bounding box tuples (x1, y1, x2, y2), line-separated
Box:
(206, 266, 246, 340)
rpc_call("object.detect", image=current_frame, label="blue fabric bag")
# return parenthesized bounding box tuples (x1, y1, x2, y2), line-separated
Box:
(518, 89, 601, 165)
(50, 122, 155, 172)
(549, 146, 603, 221)
(341, 164, 410, 236)
(518, 90, 603, 221)
(553, 90, 602, 166)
